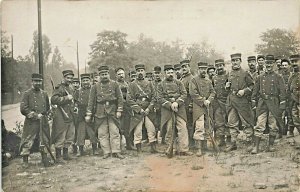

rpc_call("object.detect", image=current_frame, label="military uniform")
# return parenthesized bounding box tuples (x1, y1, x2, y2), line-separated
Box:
(51, 70, 76, 161)
(251, 55, 286, 154)
(152, 66, 163, 137)
(74, 74, 98, 156)
(226, 53, 255, 151)
(20, 73, 51, 166)
(157, 65, 190, 155)
(86, 66, 124, 158)
(127, 64, 157, 153)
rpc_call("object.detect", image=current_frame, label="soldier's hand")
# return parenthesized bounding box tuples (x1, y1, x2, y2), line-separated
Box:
(116, 111, 122, 118)
(27, 111, 35, 119)
(171, 102, 179, 112)
(144, 108, 150, 115)
(140, 109, 145, 115)
(37, 114, 43, 119)
(66, 94, 73, 100)
(85, 115, 91, 123)
(225, 82, 231, 88)
(204, 100, 210, 107)
(237, 89, 245, 97)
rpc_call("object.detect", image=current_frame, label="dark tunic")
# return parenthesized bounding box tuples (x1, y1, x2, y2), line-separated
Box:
(212, 71, 230, 114)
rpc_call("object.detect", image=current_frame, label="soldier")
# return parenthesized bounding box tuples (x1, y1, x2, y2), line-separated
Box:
(20, 73, 51, 167)
(174, 63, 182, 80)
(74, 74, 99, 156)
(127, 64, 158, 154)
(212, 59, 231, 148)
(129, 70, 137, 82)
(275, 57, 282, 73)
(85, 66, 124, 159)
(157, 65, 192, 156)
(251, 55, 286, 154)
(145, 72, 154, 81)
(180, 59, 195, 148)
(92, 72, 100, 84)
(72, 78, 80, 90)
(287, 54, 300, 137)
(189, 62, 216, 156)
(71, 77, 80, 154)
(152, 66, 163, 143)
(225, 53, 255, 152)
(116, 67, 134, 150)
(51, 70, 76, 162)
(247, 56, 259, 81)
(207, 63, 216, 81)
(257, 55, 266, 75)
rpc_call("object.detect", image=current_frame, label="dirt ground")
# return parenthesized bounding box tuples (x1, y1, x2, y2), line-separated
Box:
(2, 104, 300, 192)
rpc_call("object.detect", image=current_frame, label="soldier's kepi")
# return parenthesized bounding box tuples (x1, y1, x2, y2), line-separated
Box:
(20, 73, 52, 167)
(86, 65, 124, 159)
(51, 70, 76, 163)
(157, 65, 192, 157)
(251, 55, 287, 154)
(127, 64, 158, 154)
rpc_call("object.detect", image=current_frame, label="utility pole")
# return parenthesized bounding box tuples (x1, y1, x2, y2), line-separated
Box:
(85, 59, 87, 73)
(37, 0, 44, 89)
(11, 35, 13, 59)
(77, 40, 79, 78)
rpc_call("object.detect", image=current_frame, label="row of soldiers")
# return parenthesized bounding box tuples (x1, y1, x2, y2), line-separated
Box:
(19, 53, 300, 167)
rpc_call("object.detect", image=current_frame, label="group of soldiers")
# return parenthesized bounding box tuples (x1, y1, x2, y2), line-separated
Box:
(19, 52, 300, 167)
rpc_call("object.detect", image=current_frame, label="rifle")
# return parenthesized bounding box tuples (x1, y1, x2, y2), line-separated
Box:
(166, 111, 176, 158)
(206, 105, 219, 157)
(39, 117, 56, 163)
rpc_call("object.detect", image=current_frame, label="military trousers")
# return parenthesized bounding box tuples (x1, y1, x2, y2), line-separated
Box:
(165, 115, 189, 152)
(134, 116, 157, 145)
(76, 121, 98, 146)
(227, 108, 253, 142)
(254, 111, 278, 137)
(292, 103, 300, 128)
(194, 114, 209, 141)
(214, 106, 230, 137)
(96, 117, 121, 155)
(54, 121, 75, 149)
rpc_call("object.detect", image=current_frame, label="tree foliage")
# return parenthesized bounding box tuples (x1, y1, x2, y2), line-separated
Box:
(255, 28, 300, 58)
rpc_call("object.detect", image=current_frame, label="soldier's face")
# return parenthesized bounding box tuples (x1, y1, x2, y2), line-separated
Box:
(215, 63, 224, 74)
(257, 58, 265, 68)
(94, 75, 100, 83)
(291, 59, 300, 72)
(81, 78, 90, 87)
(175, 68, 182, 78)
(248, 60, 256, 69)
(130, 74, 137, 81)
(207, 69, 215, 78)
(72, 82, 80, 89)
(281, 62, 289, 70)
(153, 71, 161, 81)
(116, 70, 125, 81)
(32, 80, 42, 90)
(100, 71, 110, 82)
(181, 64, 190, 74)
(231, 58, 241, 70)
(198, 67, 207, 77)
(165, 69, 174, 80)
(276, 59, 281, 68)
(265, 62, 274, 72)
(136, 69, 145, 79)
(64, 75, 74, 85)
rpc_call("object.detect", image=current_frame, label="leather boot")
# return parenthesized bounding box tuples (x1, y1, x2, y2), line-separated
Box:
(287, 126, 295, 138)
(22, 155, 29, 168)
(218, 135, 226, 147)
(225, 141, 237, 152)
(92, 143, 100, 155)
(266, 135, 276, 152)
(77, 145, 85, 157)
(41, 151, 53, 167)
(63, 147, 72, 160)
(226, 136, 231, 145)
(55, 148, 64, 163)
(196, 140, 203, 157)
(150, 142, 158, 153)
(72, 144, 78, 154)
(136, 143, 142, 154)
(251, 136, 261, 154)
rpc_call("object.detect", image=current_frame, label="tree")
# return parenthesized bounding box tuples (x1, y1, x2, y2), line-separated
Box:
(51, 46, 65, 69)
(1, 31, 11, 58)
(255, 28, 300, 58)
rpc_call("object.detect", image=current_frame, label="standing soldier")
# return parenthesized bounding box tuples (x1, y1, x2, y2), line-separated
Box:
(174, 64, 182, 80)
(157, 65, 192, 156)
(257, 55, 266, 75)
(51, 70, 76, 162)
(116, 67, 134, 150)
(85, 66, 124, 159)
(225, 53, 255, 152)
(190, 62, 216, 156)
(152, 66, 163, 143)
(20, 73, 51, 167)
(207, 63, 216, 81)
(212, 59, 231, 148)
(287, 54, 300, 137)
(180, 59, 195, 148)
(127, 64, 158, 154)
(251, 55, 286, 154)
(247, 56, 259, 81)
(74, 74, 99, 156)
(71, 77, 80, 155)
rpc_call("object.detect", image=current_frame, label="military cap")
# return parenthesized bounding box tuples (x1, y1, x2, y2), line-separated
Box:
(174, 64, 181, 69)
(135, 64, 145, 70)
(215, 59, 224, 65)
(31, 73, 43, 81)
(230, 53, 242, 60)
(265, 55, 275, 64)
(80, 73, 91, 79)
(98, 65, 109, 73)
(73, 77, 80, 82)
(180, 59, 190, 65)
(164, 65, 174, 71)
(197, 62, 208, 68)
(207, 64, 215, 70)
(289, 54, 300, 61)
(154, 66, 162, 72)
(247, 56, 256, 61)
(115, 67, 125, 73)
(62, 70, 74, 77)
(257, 55, 265, 60)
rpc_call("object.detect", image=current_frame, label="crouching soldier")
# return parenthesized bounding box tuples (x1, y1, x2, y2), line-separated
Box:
(157, 65, 192, 156)
(85, 66, 124, 159)
(251, 55, 286, 154)
(189, 62, 216, 156)
(75, 74, 99, 156)
(20, 73, 52, 167)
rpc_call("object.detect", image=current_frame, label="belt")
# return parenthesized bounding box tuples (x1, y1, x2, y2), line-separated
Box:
(97, 100, 116, 106)
(260, 94, 274, 100)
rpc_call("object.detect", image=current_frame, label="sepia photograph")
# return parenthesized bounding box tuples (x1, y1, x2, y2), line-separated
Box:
(1, 0, 300, 191)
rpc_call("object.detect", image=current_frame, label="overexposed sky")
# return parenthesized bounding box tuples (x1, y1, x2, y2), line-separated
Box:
(1, 0, 299, 69)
